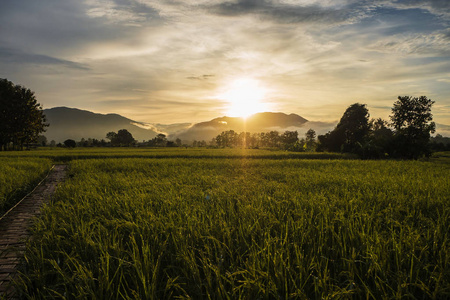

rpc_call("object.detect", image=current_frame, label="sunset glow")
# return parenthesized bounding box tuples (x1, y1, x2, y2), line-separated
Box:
(0, 1, 449, 129)
(218, 78, 271, 118)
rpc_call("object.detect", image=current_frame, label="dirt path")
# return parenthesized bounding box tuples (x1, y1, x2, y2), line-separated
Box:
(0, 164, 67, 299)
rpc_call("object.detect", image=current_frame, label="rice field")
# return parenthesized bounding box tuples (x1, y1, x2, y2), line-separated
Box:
(0, 157, 52, 215)
(9, 150, 449, 299)
(0, 147, 348, 161)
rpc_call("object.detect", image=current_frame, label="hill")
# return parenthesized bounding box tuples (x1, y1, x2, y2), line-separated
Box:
(42, 107, 336, 143)
(43, 107, 159, 143)
(170, 112, 323, 141)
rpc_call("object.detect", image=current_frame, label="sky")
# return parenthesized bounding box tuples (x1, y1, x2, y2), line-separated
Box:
(0, 0, 449, 125)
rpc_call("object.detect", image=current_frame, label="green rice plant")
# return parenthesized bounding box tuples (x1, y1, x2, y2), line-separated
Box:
(0, 147, 349, 162)
(0, 157, 52, 215)
(16, 156, 450, 299)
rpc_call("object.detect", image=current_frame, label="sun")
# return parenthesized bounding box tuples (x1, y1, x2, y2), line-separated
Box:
(217, 78, 270, 118)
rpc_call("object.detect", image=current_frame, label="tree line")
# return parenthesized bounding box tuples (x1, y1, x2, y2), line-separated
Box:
(0, 78, 441, 159)
(317, 96, 435, 159)
(211, 129, 317, 151)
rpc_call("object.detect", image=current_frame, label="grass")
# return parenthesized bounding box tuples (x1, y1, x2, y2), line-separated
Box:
(10, 152, 449, 299)
(0, 147, 350, 161)
(0, 157, 52, 215)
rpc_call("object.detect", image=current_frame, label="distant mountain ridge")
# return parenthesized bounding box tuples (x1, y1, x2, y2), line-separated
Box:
(171, 112, 310, 141)
(43, 107, 336, 143)
(43, 107, 160, 143)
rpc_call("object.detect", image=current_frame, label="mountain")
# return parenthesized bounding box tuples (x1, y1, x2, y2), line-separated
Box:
(43, 107, 336, 143)
(170, 112, 324, 141)
(43, 107, 160, 143)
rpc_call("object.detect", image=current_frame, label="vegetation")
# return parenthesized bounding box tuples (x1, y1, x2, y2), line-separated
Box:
(318, 96, 437, 159)
(0, 157, 52, 214)
(63, 139, 76, 148)
(0, 78, 47, 150)
(106, 129, 136, 147)
(213, 129, 316, 151)
(5, 149, 447, 299)
(318, 103, 370, 153)
(390, 96, 436, 159)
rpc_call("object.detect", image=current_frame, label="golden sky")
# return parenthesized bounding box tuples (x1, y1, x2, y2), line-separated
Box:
(1, 0, 449, 125)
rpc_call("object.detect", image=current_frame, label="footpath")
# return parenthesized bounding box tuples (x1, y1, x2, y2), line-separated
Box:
(0, 165, 67, 299)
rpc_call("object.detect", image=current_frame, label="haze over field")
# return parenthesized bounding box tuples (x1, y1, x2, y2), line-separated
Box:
(1, 0, 449, 125)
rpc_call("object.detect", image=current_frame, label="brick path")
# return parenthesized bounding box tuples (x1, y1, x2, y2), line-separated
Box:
(0, 165, 67, 299)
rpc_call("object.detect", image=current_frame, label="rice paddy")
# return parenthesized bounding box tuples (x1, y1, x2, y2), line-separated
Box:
(2, 149, 447, 299)
(0, 157, 52, 215)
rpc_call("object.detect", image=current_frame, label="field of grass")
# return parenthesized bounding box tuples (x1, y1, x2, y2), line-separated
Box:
(11, 152, 449, 299)
(0, 157, 52, 215)
(0, 147, 349, 161)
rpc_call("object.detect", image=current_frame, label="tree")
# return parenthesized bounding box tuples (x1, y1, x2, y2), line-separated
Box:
(106, 131, 118, 143)
(64, 139, 76, 148)
(154, 133, 167, 147)
(106, 129, 135, 146)
(390, 96, 435, 159)
(318, 103, 370, 153)
(216, 130, 238, 147)
(280, 131, 298, 150)
(37, 135, 48, 147)
(305, 129, 316, 151)
(0, 78, 47, 150)
(363, 118, 393, 158)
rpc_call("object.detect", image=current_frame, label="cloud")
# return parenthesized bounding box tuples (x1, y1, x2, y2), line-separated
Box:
(0, 0, 449, 125)
(387, 0, 450, 18)
(206, 0, 364, 25)
(0, 47, 89, 70)
(187, 74, 215, 80)
(85, 0, 161, 25)
(369, 30, 450, 56)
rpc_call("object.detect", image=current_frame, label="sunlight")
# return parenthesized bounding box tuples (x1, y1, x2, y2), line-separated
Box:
(218, 78, 270, 118)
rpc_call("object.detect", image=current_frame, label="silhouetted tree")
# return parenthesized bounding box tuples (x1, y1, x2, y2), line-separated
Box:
(154, 133, 167, 147)
(0, 78, 47, 150)
(280, 131, 298, 149)
(305, 129, 316, 151)
(37, 135, 47, 147)
(430, 134, 450, 151)
(362, 118, 394, 158)
(318, 103, 370, 153)
(117, 129, 136, 146)
(106, 131, 118, 144)
(216, 130, 238, 147)
(267, 131, 281, 148)
(390, 96, 435, 159)
(64, 139, 76, 148)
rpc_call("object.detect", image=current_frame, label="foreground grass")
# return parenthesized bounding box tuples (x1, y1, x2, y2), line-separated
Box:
(17, 157, 450, 299)
(0, 147, 349, 161)
(0, 157, 52, 215)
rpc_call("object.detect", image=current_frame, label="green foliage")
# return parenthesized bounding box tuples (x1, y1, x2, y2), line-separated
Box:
(63, 139, 76, 148)
(106, 129, 136, 146)
(0, 78, 47, 150)
(0, 157, 52, 214)
(13, 153, 450, 299)
(318, 103, 370, 153)
(390, 96, 436, 159)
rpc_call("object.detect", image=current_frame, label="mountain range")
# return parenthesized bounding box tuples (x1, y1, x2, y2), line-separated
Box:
(42, 107, 450, 143)
(43, 107, 337, 143)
